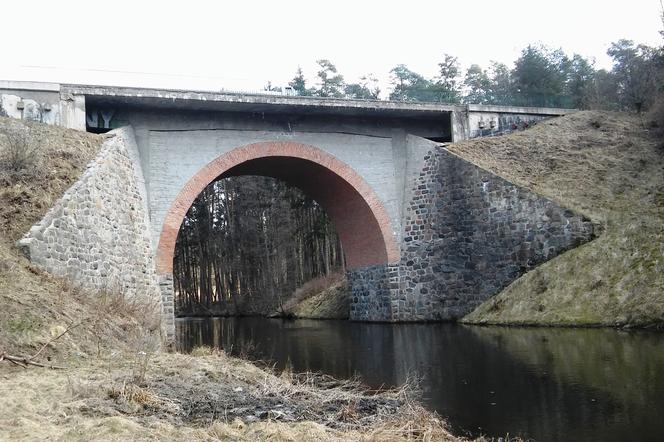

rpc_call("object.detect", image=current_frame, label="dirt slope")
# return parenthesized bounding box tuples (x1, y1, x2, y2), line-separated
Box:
(450, 111, 664, 327)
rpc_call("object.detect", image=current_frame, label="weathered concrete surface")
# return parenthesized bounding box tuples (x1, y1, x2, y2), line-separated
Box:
(63, 84, 460, 118)
(17, 126, 160, 306)
(0, 81, 574, 139)
(59, 93, 86, 131)
(73, 84, 573, 143)
(0, 80, 85, 129)
(460, 104, 575, 139)
(0, 81, 61, 126)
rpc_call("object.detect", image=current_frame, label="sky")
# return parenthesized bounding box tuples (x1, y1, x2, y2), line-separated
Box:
(1, 0, 662, 97)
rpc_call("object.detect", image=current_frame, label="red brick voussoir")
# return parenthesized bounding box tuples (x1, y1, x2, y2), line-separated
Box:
(155, 141, 399, 274)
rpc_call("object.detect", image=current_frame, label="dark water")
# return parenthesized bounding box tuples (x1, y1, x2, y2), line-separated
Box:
(176, 317, 664, 441)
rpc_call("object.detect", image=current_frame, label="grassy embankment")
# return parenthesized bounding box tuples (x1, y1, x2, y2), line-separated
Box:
(453, 111, 664, 327)
(0, 117, 460, 441)
(279, 272, 350, 319)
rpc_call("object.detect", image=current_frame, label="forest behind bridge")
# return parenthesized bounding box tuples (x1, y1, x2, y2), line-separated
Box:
(285, 38, 663, 114)
(173, 176, 344, 317)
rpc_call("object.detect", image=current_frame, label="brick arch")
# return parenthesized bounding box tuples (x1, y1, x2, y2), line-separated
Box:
(155, 141, 399, 274)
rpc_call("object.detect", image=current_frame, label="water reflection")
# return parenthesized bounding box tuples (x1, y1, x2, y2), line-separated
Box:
(177, 318, 664, 441)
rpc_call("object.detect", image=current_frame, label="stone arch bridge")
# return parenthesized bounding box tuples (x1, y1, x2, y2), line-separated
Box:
(4, 81, 595, 341)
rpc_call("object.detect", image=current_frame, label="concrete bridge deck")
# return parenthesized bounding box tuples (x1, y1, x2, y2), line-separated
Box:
(2, 80, 573, 140)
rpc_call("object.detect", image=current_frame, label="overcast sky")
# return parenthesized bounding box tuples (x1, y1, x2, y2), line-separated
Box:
(2, 0, 662, 97)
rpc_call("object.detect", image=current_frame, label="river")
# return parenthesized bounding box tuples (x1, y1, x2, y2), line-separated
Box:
(176, 317, 664, 441)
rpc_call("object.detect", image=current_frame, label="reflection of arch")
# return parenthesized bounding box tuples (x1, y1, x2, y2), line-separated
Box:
(155, 141, 399, 274)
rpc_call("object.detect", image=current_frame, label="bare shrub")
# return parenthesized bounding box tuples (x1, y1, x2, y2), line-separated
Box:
(82, 285, 163, 358)
(0, 125, 41, 181)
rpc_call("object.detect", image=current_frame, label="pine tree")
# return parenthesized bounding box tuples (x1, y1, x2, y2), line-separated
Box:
(289, 67, 310, 96)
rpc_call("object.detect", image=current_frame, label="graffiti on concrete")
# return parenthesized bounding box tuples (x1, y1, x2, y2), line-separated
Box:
(86, 109, 116, 130)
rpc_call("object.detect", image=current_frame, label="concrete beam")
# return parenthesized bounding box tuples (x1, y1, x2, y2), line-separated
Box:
(0, 80, 60, 92)
(467, 104, 575, 115)
(62, 84, 461, 119)
(60, 94, 86, 131)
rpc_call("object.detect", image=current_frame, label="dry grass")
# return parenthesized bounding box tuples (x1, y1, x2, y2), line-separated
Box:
(0, 263, 162, 363)
(0, 350, 461, 441)
(648, 96, 664, 132)
(0, 116, 102, 241)
(450, 111, 664, 327)
(280, 272, 350, 319)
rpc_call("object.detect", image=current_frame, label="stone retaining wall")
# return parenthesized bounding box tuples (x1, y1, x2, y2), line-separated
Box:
(349, 142, 597, 321)
(18, 127, 161, 306)
(347, 264, 395, 321)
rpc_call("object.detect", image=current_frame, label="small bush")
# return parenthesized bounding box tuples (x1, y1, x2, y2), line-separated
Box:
(0, 125, 41, 181)
(80, 285, 163, 358)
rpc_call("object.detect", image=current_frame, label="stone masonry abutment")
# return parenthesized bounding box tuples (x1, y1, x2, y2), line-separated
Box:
(349, 135, 597, 321)
(17, 126, 161, 311)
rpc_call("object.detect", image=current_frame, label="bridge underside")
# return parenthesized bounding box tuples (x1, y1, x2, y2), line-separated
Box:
(222, 156, 390, 269)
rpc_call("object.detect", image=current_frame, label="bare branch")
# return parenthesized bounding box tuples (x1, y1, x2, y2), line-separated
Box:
(29, 321, 83, 361)
(0, 321, 82, 370)
(0, 352, 65, 369)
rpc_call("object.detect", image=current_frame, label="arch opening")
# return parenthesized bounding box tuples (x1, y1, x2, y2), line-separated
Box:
(222, 156, 388, 268)
(173, 175, 346, 316)
(156, 141, 399, 276)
